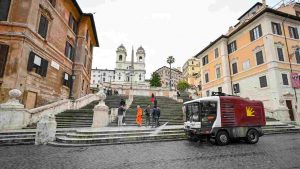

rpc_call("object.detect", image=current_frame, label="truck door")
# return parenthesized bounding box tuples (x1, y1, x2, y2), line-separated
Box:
(200, 101, 217, 130)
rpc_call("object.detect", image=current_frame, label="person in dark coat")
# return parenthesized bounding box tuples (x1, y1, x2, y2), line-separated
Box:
(144, 104, 151, 127)
(120, 99, 126, 106)
(157, 107, 161, 127)
(152, 106, 159, 128)
(154, 97, 158, 107)
(117, 105, 125, 126)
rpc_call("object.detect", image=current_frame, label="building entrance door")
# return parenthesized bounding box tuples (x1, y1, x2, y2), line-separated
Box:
(286, 100, 295, 121)
(25, 91, 37, 109)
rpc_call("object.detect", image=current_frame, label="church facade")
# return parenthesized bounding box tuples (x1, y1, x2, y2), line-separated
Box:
(114, 44, 146, 84)
(90, 44, 146, 87)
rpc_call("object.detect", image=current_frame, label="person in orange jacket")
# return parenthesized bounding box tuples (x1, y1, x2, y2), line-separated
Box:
(136, 105, 143, 127)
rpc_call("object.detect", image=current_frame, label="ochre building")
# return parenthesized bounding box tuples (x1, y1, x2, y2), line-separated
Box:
(182, 58, 201, 87)
(0, 0, 99, 108)
(194, 2, 300, 122)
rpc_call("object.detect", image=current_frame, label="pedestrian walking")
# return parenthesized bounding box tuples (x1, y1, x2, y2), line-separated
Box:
(136, 105, 143, 127)
(177, 90, 181, 97)
(157, 107, 161, 127)
(117, 105, 125, 126)
(152, 106, 159, 128)
(151, 93, 155, 104)
(154, 97, 158, 107)
(144, 104, 151, 127)
(120, 99, 126, 106)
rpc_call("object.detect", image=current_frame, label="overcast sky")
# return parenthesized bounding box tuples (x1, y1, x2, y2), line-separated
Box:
(77, 0, 280, 79)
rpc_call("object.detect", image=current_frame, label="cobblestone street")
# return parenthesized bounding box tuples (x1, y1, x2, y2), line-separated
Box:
(0, 133, 299, 169)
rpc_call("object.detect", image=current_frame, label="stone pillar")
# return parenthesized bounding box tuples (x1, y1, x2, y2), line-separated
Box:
(0, 89, 30, 130)
(92, 92, 109, 128)
(110, 108, 118, 123)
(35, 114, 57, 145)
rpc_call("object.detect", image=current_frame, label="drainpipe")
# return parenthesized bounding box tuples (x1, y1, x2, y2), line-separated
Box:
(282, 16, 298, 119)
(226, 40, 234, 95)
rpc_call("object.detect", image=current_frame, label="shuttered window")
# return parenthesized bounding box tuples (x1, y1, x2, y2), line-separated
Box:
(0, 44, 9, 77)
(295, 48, 300, 64)
(277, 48, 284, 61)
(27, 52, 48, 77)
(250, 25, 262, 41)
(216, 67, 221, 79)
(256, 51, 264, 65)
(62, 72, 71, 88)
(38, 15, 49, 39)
(0, 0, 11, 21)
(218, 87, 222, 93)
(272, 22, 282, 35)
(202, 55, 208, 66)
(232, 62, 238, 74)
(68, 13, 78, 34)
(214, 48, 219, 58)
(205, 73, 209, 83)
(288, 26, 299, 39)
(227, 41, 237, 54)
(282, 74, 289, 86)
(259, 76, 267, 88)
(65, 42, 75, 61)
(233, 83, 240, 93)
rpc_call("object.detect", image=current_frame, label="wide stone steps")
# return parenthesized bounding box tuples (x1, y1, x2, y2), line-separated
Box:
(0, 130, 72, 146)
(54, 95, 127, 128)
(49, 127, 186, 146)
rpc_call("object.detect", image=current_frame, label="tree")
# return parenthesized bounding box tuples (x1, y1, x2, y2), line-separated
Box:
(177, 80, 190, 91)
(150, 72, 162, 87)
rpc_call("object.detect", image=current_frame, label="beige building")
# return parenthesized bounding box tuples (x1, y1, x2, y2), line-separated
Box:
(194, 1, 300, 122)
(154, 66, 183, 89)
(0, 0, 99, 108)
(182, 58, 201, 87)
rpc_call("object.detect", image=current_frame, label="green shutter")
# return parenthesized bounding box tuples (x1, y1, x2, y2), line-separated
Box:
(0, 0, 11, 21)
(41, 59, 48, 77)
(0, 44, 9, 77)
(27, 52, 35, 71)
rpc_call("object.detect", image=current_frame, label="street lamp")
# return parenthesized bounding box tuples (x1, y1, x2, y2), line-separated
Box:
(167, 56, 175, 91)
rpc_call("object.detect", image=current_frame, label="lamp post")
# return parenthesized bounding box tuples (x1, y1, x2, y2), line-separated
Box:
(167, 56, 175, 91)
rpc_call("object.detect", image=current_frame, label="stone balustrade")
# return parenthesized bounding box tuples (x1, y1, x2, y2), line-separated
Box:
(0, 89, 102, 130)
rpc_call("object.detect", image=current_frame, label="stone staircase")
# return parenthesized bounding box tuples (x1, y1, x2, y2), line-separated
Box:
(55, 95, 128, 128)
(109, 96, 184, 126)
(0, 129, 75, 146)
(1, 121, 300, 146)
(178, 91, 191, 103)
(49, 126, 186, 147)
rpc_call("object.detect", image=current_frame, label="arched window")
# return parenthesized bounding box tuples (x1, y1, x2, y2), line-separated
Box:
(139, 56, 143, 62)
(295, 48, 300, 64)
(139, 74, 142, 80)
(119, 55, 122, 61)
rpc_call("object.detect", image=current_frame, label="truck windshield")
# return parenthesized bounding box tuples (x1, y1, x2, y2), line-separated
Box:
(199, 101, 217, 123)
(185, 102, 200, 122)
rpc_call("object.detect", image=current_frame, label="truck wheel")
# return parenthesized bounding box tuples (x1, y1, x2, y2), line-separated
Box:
(216, 131, 229, 146)
(246, 129, 259, 144)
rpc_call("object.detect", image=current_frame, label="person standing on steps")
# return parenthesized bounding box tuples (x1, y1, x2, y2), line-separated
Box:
(117, 105, 125, 126)
(152, 106, 159, 128)
(151, 93, 155, 105)
(154, 97, 158, 107)
(144, 104, 151, 127)
(136, 105, 143, 127)
(157, 107, 161, 127)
